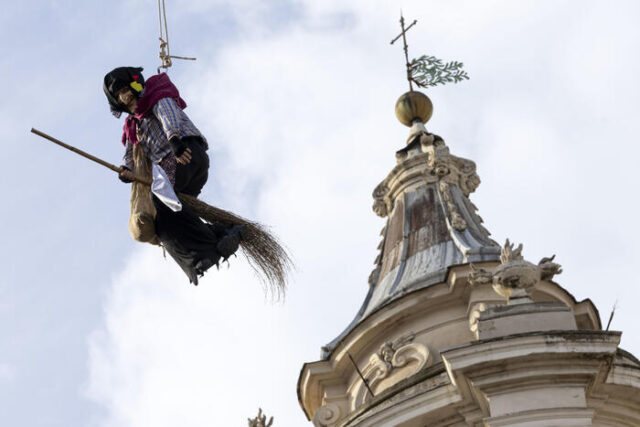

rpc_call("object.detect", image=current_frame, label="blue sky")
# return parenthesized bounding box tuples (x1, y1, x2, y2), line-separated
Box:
(2, 1, 640, 426)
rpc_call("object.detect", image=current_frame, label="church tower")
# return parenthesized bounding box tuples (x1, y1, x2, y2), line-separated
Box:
(296, 82, 640, 424)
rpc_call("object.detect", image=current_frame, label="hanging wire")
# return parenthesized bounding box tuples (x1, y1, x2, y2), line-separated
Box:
(157, 0, 196, 73)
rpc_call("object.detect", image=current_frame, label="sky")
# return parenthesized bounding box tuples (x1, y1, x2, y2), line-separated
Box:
(1, 0, 640, 426)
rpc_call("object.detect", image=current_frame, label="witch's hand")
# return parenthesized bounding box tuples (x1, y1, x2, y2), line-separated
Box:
(119, 168, 136, 183)
(177, 148, 192, 165)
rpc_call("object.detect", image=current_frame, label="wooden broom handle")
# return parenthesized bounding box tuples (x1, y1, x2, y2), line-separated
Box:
(31, 128, 153, 185)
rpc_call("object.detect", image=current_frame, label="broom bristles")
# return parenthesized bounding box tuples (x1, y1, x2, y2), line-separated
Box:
(178, 194, 292, 299)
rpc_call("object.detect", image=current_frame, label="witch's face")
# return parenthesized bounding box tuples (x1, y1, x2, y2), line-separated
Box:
(117, 88, 137, 113)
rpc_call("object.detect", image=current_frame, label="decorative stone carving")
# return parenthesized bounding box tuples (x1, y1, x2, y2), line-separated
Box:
(313, 403, 341, 427)
(427, 145, 451, 177)
(378, 332, 417, 370)
(351, 332, 432, 409)
(539, 254, 563, 281)
(395, 150, 408, 163)
(418, 132, 445, 150)
(419, 132, 436, 148)
(439, 181, 467, 231)
(469, 239, 562, 302)
(454, 157, 480, 196)
(469, 302, 495, 334)
(469, 263, 493, 285)
(368, 225, 386, 286)
(372, 131, 481, 218)
(248, 408, 273, 427)
(494, 240, 540, 296)
(372, 183, 391, 218)
(368, 265, 381, 286)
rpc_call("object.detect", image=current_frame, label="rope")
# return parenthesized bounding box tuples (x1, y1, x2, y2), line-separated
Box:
(157, 0, 196, 73)
(158, 0, 171, 70)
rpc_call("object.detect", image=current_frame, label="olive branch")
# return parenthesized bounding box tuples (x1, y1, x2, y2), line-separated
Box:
(409, 55, 469, 88)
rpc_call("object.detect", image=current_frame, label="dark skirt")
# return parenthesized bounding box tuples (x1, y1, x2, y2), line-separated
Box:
(153, 138, 221, 285)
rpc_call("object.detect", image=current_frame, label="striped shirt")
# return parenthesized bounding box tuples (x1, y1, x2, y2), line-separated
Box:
(122, 97, 207, 170)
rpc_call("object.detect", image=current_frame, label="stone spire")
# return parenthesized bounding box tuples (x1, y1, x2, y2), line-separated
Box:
(320, 90, 501, 357)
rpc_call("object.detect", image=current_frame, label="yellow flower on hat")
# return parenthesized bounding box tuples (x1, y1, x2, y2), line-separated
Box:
(130, 81, 143, 92)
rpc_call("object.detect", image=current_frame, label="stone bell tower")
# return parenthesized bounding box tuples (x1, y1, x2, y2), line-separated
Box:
(296, 89, 640, 426)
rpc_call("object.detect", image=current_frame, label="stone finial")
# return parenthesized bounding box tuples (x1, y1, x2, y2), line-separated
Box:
(248, 408, 273, 427)
(470, 239, 562, 303)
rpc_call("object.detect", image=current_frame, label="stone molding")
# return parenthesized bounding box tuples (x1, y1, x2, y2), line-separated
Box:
(442, 330, 622, 423)
(486, 407, 596, 426)
(344, 369, 462, 427)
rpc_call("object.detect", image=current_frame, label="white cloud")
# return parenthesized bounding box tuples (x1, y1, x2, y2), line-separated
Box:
(86, 246, 312, 426)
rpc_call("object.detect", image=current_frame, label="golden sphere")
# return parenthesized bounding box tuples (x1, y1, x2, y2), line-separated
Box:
(394, 91, 433, 127)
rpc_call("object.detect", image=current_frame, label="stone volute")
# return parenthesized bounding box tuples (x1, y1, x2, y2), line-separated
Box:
(297, 91, 638, 427)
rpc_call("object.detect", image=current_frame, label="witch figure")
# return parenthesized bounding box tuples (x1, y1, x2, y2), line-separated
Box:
(103, 66, 245, 285)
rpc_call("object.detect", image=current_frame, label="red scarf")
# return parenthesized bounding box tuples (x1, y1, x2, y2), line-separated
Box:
(121, 73, 187, 146)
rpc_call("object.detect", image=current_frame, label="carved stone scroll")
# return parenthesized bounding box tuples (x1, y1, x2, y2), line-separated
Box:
(313, 403, 341, 427)
(372, 183, 391, 217)
(351, 333, 432, 409)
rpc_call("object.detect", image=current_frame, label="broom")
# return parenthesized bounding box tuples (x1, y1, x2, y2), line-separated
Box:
(31, 128, 291, 298)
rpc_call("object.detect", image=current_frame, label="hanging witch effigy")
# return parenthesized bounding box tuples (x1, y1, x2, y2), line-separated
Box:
(31, 4, 291, 293)
(32, 66, 291, 292)
(103, 66, 252, 286)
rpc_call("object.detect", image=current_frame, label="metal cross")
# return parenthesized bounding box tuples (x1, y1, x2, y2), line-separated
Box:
(390, 13, 418, 91)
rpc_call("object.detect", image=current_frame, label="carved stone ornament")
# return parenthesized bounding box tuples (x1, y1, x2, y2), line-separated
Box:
(423, 141, 480, 197)
(351, 332, 432, 409)
(539, 254, 563, 281)
(439, 181, 467, 231)
(371, 130, 481, 218)
(248, 408, 273, 427)
(418, 132, 445, 149)
(313, 403, 341, 427)
(470, 239, 562, 302)
(454, 157, 481, 195)
(427, 145, 452, 177)
(468, 302, 497, 334)
(368, 265, 381, 286)
(372, 183, 391, 218)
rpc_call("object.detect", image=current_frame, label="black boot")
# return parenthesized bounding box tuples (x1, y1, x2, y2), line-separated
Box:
(216, 224, 248, 261)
